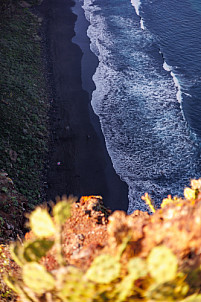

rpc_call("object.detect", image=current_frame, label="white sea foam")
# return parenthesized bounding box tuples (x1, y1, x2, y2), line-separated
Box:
(163, 61, 171, 72)
(140, 18, 145, 30)
(184, 92, 192, 98)
(163, 61, 182, 103)
(81, 0, 200, 213)
(171, 71, 182, 103)
(130, 0, 141, 16)
(131, 0, 145, 30)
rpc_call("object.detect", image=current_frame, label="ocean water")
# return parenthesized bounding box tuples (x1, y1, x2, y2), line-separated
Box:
(80, 0, 201, 213)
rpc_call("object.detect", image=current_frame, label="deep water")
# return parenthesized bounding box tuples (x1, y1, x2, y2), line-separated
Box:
(81, 0, 201, 213)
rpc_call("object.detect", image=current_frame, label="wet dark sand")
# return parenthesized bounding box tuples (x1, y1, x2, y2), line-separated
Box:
(39, 0, 128, 211)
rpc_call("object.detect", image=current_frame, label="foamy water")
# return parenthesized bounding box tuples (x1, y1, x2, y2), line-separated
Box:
(131, 0, 145, 30)
(81, 0, 201, 213)
(141, 0, 201, 141)
(163, 62, 182, 103)
(130, 0, 141, 16)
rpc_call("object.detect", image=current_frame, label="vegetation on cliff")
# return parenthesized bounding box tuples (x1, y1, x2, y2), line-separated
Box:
(0, 0, 49, 210)
(0, 3, 49, 298)
(1, 180, 201, 302)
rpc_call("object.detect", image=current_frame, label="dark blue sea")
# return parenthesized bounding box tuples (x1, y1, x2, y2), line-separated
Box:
(81, 0, 201, 213)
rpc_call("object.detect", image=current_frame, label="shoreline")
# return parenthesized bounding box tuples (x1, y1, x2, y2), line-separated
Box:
(39, 0, 128, 211)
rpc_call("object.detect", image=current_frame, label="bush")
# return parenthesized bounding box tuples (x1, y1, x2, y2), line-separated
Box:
(5, 190, 201, 302)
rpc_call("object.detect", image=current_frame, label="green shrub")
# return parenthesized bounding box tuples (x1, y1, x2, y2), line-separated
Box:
(0, 1, 49, 206)
(5, 195, 201, 302)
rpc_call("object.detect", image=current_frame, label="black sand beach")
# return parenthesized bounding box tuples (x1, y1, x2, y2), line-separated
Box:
(39, 0, 128, 211)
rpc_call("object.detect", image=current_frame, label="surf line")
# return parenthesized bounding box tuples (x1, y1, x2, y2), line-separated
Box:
(130, 0, 145, 30)
(130, 0, 193, 140)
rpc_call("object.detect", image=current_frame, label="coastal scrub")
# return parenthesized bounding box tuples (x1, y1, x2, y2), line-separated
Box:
(0, 0, 49, 207)
(5, 186, 201, 301)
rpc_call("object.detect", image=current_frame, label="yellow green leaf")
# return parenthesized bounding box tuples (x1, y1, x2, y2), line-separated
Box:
(86, 254, 121, 284)
(23, 239, 54, 262)
(30, 207, 56, 238)
(127, 257, 148, 279)
(147, 246, 177, 284)
(115, 274, 137, 302)
(4, 275, 21, 294)
(181, 294, 201, 302)
(23, 262, 55, 294)
(10, 242, 25, 267)
(53, 200, 71, 225)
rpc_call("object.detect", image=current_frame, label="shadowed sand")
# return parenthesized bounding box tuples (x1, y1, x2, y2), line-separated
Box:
(39, 0, 128, 211)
